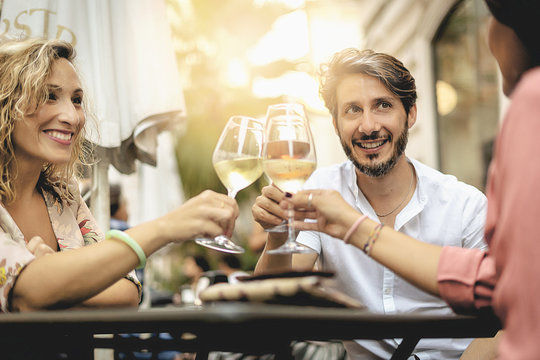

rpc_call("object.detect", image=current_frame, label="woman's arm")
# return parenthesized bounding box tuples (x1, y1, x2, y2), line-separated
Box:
(285, 189, 443, 296)
(11, 190, 238, 311)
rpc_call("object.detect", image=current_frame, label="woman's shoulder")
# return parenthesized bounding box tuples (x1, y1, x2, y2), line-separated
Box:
(515, 67, 540, 97)
(503, 67, 540, 133)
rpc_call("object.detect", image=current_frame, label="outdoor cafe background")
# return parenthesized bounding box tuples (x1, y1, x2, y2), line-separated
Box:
(0, 0, 503, 303)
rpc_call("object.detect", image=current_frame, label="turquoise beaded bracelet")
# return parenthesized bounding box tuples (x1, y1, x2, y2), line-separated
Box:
(106, 229, 146, 269)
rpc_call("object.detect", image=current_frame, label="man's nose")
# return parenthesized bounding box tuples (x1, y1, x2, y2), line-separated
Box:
(358, 112, 381, 134)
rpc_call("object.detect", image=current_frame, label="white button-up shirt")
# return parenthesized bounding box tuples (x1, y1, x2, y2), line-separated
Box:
(298, 159, 487, 360)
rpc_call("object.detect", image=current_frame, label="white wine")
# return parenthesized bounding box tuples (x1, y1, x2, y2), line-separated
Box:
(265, 140, 311, 160)
(214, 157, 263, 192)
(263, 158, 316, 193)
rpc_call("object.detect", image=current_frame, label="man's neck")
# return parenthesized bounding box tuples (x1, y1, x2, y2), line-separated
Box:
(355, 156, 416, 224)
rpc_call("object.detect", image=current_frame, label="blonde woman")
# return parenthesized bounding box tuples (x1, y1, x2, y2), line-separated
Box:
(0, 38, 238, 312)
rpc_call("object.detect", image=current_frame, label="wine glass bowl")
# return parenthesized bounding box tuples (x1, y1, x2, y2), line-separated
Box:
(195, 115, 264, 254)
(262, 104, 317, 254)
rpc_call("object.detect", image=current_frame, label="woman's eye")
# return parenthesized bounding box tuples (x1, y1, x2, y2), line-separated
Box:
(72, 96, 82, 105)
(47, 92, 57, 101)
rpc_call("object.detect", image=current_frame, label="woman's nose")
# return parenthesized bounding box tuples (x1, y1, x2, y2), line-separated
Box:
(57, 100, 82, 126)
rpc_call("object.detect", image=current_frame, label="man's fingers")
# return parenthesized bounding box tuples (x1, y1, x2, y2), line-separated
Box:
(262, 185, 284, 202)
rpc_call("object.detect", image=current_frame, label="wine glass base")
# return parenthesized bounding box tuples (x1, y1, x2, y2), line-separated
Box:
(267, 241, 315, 254)
(195, 237, 245, 254)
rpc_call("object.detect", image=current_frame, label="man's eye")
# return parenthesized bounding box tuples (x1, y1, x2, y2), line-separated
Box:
(346, 105, 361, 114)
(378, 102, 391, 109)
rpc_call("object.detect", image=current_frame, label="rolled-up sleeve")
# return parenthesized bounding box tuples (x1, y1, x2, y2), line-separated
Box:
(437, 246, 496, 315)
(0, 236, 35, 313)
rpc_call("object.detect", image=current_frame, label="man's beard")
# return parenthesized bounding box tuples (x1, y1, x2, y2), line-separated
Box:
(341, 125, 409, 178)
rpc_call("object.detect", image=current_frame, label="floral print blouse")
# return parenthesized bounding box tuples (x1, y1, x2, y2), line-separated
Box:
(0, 181, 141, 312)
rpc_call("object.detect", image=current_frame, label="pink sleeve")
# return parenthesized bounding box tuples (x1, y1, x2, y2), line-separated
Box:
(437, 246, 496, 315)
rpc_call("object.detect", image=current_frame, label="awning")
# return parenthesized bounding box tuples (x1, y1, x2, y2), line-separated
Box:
(0, 0, 186, 174)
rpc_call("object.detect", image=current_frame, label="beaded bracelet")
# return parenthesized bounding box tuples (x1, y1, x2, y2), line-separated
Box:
(364, 223, 383, 256)
(106, 229, 146, 269)
(343, 215, 368, 244)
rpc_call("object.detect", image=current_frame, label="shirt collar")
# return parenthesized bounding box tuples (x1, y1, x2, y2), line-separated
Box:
(345, 158, 427, 230)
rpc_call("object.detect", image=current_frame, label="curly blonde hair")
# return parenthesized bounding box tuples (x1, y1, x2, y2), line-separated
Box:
(0, 38, 93, 204)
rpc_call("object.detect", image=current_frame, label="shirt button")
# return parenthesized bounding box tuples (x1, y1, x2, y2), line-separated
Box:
(384, 288, 391, 295)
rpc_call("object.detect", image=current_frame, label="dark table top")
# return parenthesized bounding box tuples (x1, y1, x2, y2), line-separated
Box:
(0, 302, 501, 359)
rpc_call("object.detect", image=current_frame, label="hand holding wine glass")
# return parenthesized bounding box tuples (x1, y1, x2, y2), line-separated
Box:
(262, 103, 317, 254)
(195, 116, 264, 254)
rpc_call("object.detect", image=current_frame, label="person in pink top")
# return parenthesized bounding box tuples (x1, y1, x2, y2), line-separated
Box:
(279, 0, 540, 358)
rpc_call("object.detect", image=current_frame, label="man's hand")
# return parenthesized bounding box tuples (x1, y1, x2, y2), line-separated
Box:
(252, 185, 288, 229)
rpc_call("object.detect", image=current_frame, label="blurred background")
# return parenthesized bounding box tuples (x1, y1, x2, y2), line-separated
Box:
(0, 0, 503, 306)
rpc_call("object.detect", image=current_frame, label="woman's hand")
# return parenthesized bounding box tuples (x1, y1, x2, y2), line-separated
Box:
(158, 190, 239, 243)
(281, 190, 361, 240)
(26, 236, 55, 257)
(252, 185, 288, 230)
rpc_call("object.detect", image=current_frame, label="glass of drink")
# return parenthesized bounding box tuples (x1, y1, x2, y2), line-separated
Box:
(195, 115, 264, 253)
(262, 103, 317, 254)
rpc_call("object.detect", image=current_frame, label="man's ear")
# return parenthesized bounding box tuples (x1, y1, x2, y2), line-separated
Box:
(407, 104, 417, 129)
(332, 116, 339, 135)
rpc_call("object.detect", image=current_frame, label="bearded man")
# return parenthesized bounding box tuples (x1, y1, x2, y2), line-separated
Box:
(252, 48, 488, 360)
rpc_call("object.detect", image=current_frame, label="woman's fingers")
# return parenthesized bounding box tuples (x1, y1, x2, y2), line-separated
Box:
(199, 191, 238, 237)
(26, 236, 55, 257)
(282, 190, 321, 208)
(164, 190, 240, 242)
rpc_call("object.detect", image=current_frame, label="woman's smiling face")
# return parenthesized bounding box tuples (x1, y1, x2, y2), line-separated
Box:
(13, 58, 85, 169)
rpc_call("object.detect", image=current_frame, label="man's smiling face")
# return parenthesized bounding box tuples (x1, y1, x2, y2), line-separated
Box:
(334, 73, 416, 177)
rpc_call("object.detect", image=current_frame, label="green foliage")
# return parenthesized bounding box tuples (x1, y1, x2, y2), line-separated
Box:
(160, 0, 302, 291)
(168, 0, 295, 202)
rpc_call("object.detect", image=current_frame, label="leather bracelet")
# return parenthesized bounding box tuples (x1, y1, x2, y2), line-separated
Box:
(106, 229, 146, 269)
(364, 223, 383, 256)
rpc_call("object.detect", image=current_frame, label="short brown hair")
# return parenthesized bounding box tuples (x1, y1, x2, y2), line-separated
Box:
(319, 48, 417, 120)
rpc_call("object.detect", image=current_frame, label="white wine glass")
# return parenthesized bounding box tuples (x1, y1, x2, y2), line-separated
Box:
(195, 116, 264, 254)
(262, 103, 317, 254)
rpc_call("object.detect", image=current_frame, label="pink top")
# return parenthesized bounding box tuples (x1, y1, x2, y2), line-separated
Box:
(438, 67, 540, 360)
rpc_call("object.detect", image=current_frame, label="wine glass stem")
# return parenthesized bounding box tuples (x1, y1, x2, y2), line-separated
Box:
(227, 189, 238, 199)
(217, 189, 238, 242)
(286, 205, 295, 243)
